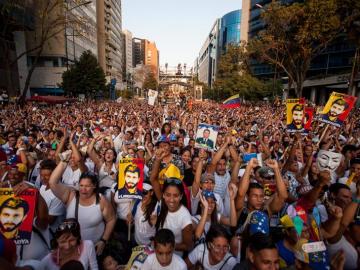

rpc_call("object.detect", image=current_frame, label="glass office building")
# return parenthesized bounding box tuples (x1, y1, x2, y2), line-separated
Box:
(218, 10, 241, 54)
(248, 0, 357, 102)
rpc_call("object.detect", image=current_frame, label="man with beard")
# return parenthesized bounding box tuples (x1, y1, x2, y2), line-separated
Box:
(0, 197, 30, 241)
(118, 164, 142, 198)
(323, 98, 348, 125)
(287, 104, 304, 132)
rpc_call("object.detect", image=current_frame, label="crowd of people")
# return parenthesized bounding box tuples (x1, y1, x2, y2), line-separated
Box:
(0, 99, 360, 270)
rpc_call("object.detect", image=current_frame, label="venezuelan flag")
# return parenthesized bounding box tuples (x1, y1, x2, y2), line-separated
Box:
(222, 94, 240, 108)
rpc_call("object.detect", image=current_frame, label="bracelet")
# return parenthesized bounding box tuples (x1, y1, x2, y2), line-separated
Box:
(100, 238, 107, 244)
(352, 197, 360, 204)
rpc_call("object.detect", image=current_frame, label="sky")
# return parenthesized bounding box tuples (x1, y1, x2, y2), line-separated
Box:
(122, 0, 242, 70)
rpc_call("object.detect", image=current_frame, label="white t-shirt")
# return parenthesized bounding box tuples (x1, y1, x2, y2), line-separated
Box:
(40, 240, 98, 270)
(188, 243, 237, 270)
(142, 253, 187, 270)
(16, 221, 50, 261)
(40, 185, 66, 232)
(327, 236, 358, 270)
(61, 166, 82, 189)
(214, 172, 231, 200)
(134, 201, 156, 245)
(111, 182, 132, 220)
(161, 205, 192, 256)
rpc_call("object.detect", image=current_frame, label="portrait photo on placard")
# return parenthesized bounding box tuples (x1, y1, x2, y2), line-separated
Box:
(319, 92, 357, 127)
(195, 123, 219, 152)
(0, 188, 36, 245)
(118, 158, 144, 200)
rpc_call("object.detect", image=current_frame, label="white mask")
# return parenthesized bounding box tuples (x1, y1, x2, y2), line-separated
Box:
(316, 150, 342, 172)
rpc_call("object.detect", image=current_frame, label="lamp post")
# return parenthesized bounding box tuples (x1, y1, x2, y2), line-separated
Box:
(65, 0, 92, 70)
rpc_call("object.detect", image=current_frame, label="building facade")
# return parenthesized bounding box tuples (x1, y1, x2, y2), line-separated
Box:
(144, 40, 159, 80)
(246, 0, 359, 103)
(25, 0, 98, 96)
(123, 29, 133, 76)
(195, 9, 242, 88)
(98, 0, 123, 90)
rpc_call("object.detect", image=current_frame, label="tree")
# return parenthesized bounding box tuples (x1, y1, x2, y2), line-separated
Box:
(143, 71, 158, 90)
(213, 44, 273, 101)
(248, 0, 347, 98)
(0, 0, 89, 103)
(61, 50, 106, 98)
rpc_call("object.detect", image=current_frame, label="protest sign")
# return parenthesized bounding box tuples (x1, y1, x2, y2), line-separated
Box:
(118, 158, 144, 200)
(286, 98, 305, 133)
(195, 123, 219, 152)
(319, 92, 357, 127)
(0, 188, 37, 245)
(148, 89, 158, 106)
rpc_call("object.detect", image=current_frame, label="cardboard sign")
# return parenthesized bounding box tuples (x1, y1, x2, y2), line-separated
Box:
(0, 188, 37, 245)
(148, 89, 158, 106)
(319, 92, 357, 127)
(195, 123, 219, 152)
(118, 158, 144, 200)
(286, 98, 306, 133)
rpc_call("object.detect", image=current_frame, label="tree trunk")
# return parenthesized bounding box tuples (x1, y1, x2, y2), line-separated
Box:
(18, 47, 43, 105)
(3, 43, 15, 96)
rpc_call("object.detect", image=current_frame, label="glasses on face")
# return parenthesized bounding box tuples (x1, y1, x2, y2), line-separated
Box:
(165, 178, 182, 185)
(56, 221, 78, 233)
(142, 189, 152, 196)
(209, 243, 229, 253)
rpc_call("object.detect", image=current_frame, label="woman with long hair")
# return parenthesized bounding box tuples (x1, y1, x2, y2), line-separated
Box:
(40, 219, 98, 270)
(193, 188, 237, 243)
(49, 160, 116, 255)
(185, 224, 237, 270)
(133, 183, 158, 245)
(150, 146, 193, 255)
(87, 136, 117, 194)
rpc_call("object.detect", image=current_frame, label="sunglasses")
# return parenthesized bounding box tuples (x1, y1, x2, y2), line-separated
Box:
(142, 189, 152, 196)
(165, 178, 182, 185)
(56, 221, 78, 233)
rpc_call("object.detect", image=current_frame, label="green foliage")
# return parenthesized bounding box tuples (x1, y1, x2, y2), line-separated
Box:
(116, 89, 134, 99)
(61, 50, 106, 98)
(143, 72, 158, 90)
(248, 0, 346, 98)
(211, 44, 275, 101)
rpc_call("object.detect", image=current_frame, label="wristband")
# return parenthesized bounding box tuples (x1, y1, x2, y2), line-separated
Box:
(352, 197, 360, 204)
(100, 238, 107, 244)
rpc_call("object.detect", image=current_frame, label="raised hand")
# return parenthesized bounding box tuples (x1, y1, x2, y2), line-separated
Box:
(248, 158, 259, 169)
(265, 159, 279, 170)
(199, 193, 209, 210)
(228, 183, 238, 200)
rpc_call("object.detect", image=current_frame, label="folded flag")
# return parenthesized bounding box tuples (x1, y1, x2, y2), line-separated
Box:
(222, 94, 240, 108)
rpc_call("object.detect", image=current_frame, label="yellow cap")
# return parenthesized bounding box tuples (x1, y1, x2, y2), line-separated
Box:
(16, 163, 27, 174)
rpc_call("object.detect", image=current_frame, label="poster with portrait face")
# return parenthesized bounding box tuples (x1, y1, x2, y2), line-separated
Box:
(195, 123, 219, 152)
(319, 92, 357, 127)
(286, 98, 306, 133)
(148, 89, 158, 106)
(118, 158, 144, 200)
(0, 188, 37, 245)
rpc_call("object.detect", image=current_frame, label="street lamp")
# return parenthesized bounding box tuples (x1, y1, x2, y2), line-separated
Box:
(65, 0, 92, 70)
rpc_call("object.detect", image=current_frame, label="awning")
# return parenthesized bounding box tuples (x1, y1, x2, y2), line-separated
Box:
(26, 95, 75, 104)
(30, 88, 64, 95)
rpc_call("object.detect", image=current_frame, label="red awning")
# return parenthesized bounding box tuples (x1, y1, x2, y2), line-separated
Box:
(27, 96, 75, 104)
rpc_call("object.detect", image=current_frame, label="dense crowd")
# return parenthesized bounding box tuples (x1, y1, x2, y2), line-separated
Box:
(0, 99, 360, 270)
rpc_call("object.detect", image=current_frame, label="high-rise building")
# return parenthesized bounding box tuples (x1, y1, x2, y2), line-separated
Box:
(132, 38, 145, 67)
(27, 0, 98, 96)
(98, 0, 123, 89)
(144, 40, 159, 80)
(123, 30, 133, 77)
(132, 38, 159, 81)
(218, 10, 242, 54)
(196, 9, 242, 88)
